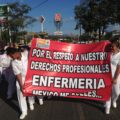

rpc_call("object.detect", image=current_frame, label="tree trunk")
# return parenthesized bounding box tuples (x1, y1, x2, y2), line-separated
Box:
(98, 27, 101, 41)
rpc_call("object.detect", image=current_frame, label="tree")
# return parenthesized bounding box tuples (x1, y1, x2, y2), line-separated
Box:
(4, 2, 37, 43)
(74, 0, 107, 40)
(74, 0, 120, 41)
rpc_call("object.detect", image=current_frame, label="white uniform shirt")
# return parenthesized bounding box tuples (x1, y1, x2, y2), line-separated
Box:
(0, 53, 12, 73)
(12, 50, 28, 83)
(0, 53, 12, 68)
(111, 52, 120, 78)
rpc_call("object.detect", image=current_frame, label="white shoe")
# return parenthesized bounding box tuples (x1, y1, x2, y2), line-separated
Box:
(30, 104, 34, 110)
(39, 99, 43, 105)
(113, 102, 117, 108)
(19, 112, 27, 119)
(105, 107, 110, 114)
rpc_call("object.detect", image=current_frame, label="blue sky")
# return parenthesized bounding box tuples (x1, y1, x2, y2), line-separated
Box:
(1, 0, 119, 35)
(1, 0, 80, 35)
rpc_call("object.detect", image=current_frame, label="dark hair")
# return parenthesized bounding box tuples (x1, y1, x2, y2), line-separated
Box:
(6, 47, 19, 55)
(0, 49, 5, 55)
(110, 38, 120, 48)
(18, 45, 30, 52)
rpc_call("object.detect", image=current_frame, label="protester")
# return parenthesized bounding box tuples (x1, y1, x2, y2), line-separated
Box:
(105, 39, 120, 114)
(0, 47, 16, 99)
(22, 43, 44, 105)
(9, 47, 44, 119)
(8, 47, 35, 119)
(20, 45, 44, 104)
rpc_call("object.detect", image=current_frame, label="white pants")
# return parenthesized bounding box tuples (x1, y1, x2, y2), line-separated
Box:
(16, 82, 35, 113)
(0, 67, 2, 83)
(105, 79, 120, 108)
(28, 96, 43, 105)
(0, 67, 2, 73)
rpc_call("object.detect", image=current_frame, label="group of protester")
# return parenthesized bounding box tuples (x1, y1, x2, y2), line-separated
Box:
(0, 39, 120, 119)
(0, 44, 43, 119)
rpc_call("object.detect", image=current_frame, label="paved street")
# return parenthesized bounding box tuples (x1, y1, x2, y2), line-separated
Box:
(0, 80, 120, 120)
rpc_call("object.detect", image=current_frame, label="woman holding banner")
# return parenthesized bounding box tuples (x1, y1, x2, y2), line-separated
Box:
(8, 47, 35, 119)
(105, 39, 120, 114)
(10, 47, 43, 119)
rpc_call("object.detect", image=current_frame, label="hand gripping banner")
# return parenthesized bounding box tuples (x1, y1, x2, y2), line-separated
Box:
(23, 38, 112, 101)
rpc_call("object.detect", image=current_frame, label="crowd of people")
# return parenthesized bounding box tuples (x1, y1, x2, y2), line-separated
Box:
(0, 39, 120, 119)
(0, 44, 43, 119)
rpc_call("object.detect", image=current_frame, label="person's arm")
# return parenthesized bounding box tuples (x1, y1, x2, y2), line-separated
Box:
(113, 64, 120, 84)
(16, 73, 23, 91)
(12, 61, 23, 92)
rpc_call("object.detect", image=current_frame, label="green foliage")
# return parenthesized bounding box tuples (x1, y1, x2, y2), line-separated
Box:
(79, 33, 91, 41)
(74, 0, 120, 41)
(39, 32, 48, 39)
(7, 2, 31, 42)
(102, 32, 112, 40)
(1, 30, 9, 43)
(1, 2, 37, 43)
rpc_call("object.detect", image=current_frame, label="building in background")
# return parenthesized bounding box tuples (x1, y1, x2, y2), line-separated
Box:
(54, 13, 63, 36)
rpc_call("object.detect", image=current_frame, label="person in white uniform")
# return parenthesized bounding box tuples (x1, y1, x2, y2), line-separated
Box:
(105, 40, 120, 114)
(19, 46, 44, 106)
(9, 47, 35, 119)
(20, 45, 44, 106)
(0, 47, 16, 99)
(10, 47, 43, 119)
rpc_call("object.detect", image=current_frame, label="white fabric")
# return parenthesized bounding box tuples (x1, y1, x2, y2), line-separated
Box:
(28, 96, 35, 105)
(12, 51, 28, 78)
(16, 85, 27, 113)
(0, 67, 2, 82)
(106, 52, 120, 108)
(4, 45, 8, 50)
(12, 50, 34, 113)
(111, 52, 120, 78)
(0, 54, 12, 69)
(0, 67, 2, 74)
